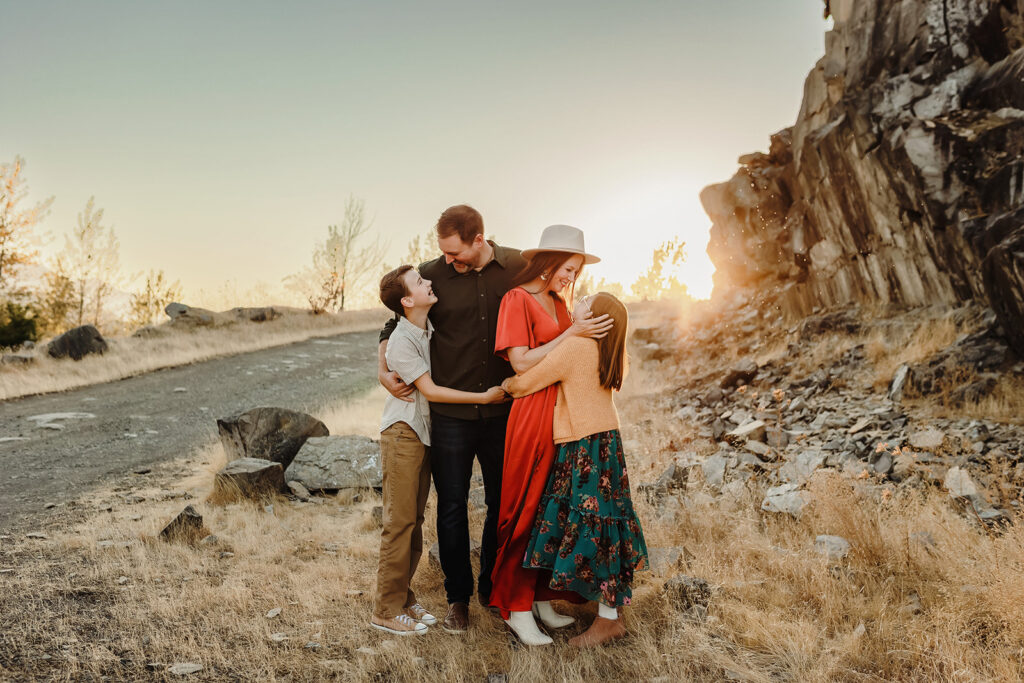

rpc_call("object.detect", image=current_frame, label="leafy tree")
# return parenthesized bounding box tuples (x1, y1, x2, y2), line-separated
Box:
(0, 156, 53, 292)
(128, 269, 182, 328)
(285, 197, 388, 313)
(61, 197, 122, 327)
(631, 238, 690, 301)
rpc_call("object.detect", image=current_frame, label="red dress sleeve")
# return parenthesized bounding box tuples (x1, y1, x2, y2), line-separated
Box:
(495, 288, 536, 360)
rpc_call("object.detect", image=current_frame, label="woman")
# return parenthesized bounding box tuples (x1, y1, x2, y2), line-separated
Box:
(489, 224, 612, 646)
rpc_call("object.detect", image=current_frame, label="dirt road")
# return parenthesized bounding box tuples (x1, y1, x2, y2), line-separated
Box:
(0, 330, 380, 531)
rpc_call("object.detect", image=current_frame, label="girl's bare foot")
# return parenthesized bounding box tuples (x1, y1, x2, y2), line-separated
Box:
(568, 616, 626, 647)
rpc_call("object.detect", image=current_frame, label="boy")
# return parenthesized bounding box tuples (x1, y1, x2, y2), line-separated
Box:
(372, 264, 507, 635)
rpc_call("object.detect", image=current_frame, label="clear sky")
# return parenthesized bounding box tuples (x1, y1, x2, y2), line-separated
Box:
(1, 1, 826, 306)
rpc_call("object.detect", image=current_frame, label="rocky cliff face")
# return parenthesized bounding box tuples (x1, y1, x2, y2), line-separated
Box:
(702, 0, 1024, 355)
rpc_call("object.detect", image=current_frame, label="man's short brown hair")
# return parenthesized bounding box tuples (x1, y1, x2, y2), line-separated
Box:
(379, 265, 414, 316)
(435, 204, 483, 244)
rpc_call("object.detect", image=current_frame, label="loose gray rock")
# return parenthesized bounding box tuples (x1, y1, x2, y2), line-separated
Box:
(910, 428, 945, 451)
(944, 466, 979, 498)
(814, 534, 851, 560)
(888, 364, 911, 402)
(47, 325, 108, 361)
(779, 451, 826, 484)
(647, 546, 685, 576)
(168, 662, 203, 675)
(761, 483, 807, 517)
(285, 435, 381, 490)
(873, 453, 894, 475)
(213, 458, 285, 502)
(287, 480, 311, 501)
(720, 359, 758, 388)
(701, 453, 728, 490)
(159, 505, 204, 543)
(726, 419, 767, 444)
(217, 407, 329, 469)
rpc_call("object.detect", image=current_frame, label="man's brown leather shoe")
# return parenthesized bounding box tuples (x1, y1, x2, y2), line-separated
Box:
(568, 616, 626, 647)
(441, 602, 469, 633)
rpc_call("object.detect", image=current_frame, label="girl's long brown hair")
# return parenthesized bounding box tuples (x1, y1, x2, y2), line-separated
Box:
(589, 292, 628, 390)
(512, 250, 583, 302)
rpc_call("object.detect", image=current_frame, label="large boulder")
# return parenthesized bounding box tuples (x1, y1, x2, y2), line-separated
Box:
(212, 458, 285, 502)
(285, 435, 381, 490)
(47, 325, 108, 361)
(216, 407, 329, 469)
(165, 302, 216, 327)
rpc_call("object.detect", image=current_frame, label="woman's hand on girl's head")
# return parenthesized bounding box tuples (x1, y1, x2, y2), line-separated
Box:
(570, 313, 613, 339)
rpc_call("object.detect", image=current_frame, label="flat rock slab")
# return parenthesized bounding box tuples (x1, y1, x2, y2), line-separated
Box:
(285, 435, 381, 490)
(909, 428, 945, 451)
(761, 483, 807, 517)
(213, 458, 285, 502)
(217, 407, 329, 469)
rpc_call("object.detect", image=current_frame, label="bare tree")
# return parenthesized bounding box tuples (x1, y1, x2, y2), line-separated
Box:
(128, 269, 182, 328)
(35, 256, 76, 336)
(61, 197, 122, 327)
(0, 156, 53, 292)
(285, 197, 388, 313)
(401, 227, 438, 268)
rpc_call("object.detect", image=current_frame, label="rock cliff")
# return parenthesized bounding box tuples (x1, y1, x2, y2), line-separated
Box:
(701, 0, 1024, 355)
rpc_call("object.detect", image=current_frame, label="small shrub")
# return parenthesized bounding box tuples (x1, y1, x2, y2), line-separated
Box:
(0, 300, 38, 348)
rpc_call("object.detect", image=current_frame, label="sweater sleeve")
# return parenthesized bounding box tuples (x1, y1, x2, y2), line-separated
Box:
(503, 339, 573, 397)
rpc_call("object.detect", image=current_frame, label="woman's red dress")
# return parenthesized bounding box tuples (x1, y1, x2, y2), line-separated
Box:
(490, 287, 584, 618)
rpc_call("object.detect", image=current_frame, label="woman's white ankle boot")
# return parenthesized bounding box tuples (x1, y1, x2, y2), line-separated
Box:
(505, 611, 553, 646)
(532, 601, 575, 629)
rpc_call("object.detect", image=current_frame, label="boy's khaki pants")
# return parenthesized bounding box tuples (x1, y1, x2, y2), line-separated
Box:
(373, 421, 431, 619)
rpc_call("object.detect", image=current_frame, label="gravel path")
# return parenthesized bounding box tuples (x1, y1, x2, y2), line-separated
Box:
(0, 329, 380, 531)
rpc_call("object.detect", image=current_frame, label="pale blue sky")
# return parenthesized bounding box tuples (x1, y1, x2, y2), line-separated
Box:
(1, 1, 826, 304)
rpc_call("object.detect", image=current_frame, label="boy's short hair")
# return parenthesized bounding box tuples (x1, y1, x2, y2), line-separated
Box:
(380, 265, 415, 316)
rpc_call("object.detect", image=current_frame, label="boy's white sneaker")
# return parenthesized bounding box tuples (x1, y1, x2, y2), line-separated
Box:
(406, 603, 438, 625)
(370, 613, 428, 635)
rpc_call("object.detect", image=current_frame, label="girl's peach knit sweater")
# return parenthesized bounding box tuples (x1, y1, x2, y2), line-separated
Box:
(502, 336, 621, 444)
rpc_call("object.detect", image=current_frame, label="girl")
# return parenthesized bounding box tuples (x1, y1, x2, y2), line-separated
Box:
(502, 292, 648, 647)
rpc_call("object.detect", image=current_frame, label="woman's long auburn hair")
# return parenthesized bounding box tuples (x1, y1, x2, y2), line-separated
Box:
(512, 251, 583, 302)
(589, 292, 628, 391)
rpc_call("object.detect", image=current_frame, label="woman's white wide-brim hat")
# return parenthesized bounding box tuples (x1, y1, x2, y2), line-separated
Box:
(521, 224, 601, 264)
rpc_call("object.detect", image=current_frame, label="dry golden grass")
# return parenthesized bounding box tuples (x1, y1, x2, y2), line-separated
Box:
(0, 308, 391, 401)
(863, 315, 964, 391)
(3, 361, 1024, 681)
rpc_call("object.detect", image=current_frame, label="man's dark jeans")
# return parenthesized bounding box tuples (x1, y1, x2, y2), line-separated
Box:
(430, 410, 507, 606)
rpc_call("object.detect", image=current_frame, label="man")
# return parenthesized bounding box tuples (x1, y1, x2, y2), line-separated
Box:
(378, 204, 524, 634)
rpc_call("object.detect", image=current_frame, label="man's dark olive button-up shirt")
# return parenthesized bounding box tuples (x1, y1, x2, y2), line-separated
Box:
(380, 241, 526, 420)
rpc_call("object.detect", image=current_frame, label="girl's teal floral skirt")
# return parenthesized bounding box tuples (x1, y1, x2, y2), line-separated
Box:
(523, 429, 648, 607)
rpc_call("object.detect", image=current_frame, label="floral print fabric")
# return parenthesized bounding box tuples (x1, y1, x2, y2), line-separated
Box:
(523, 429, 648, 607)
